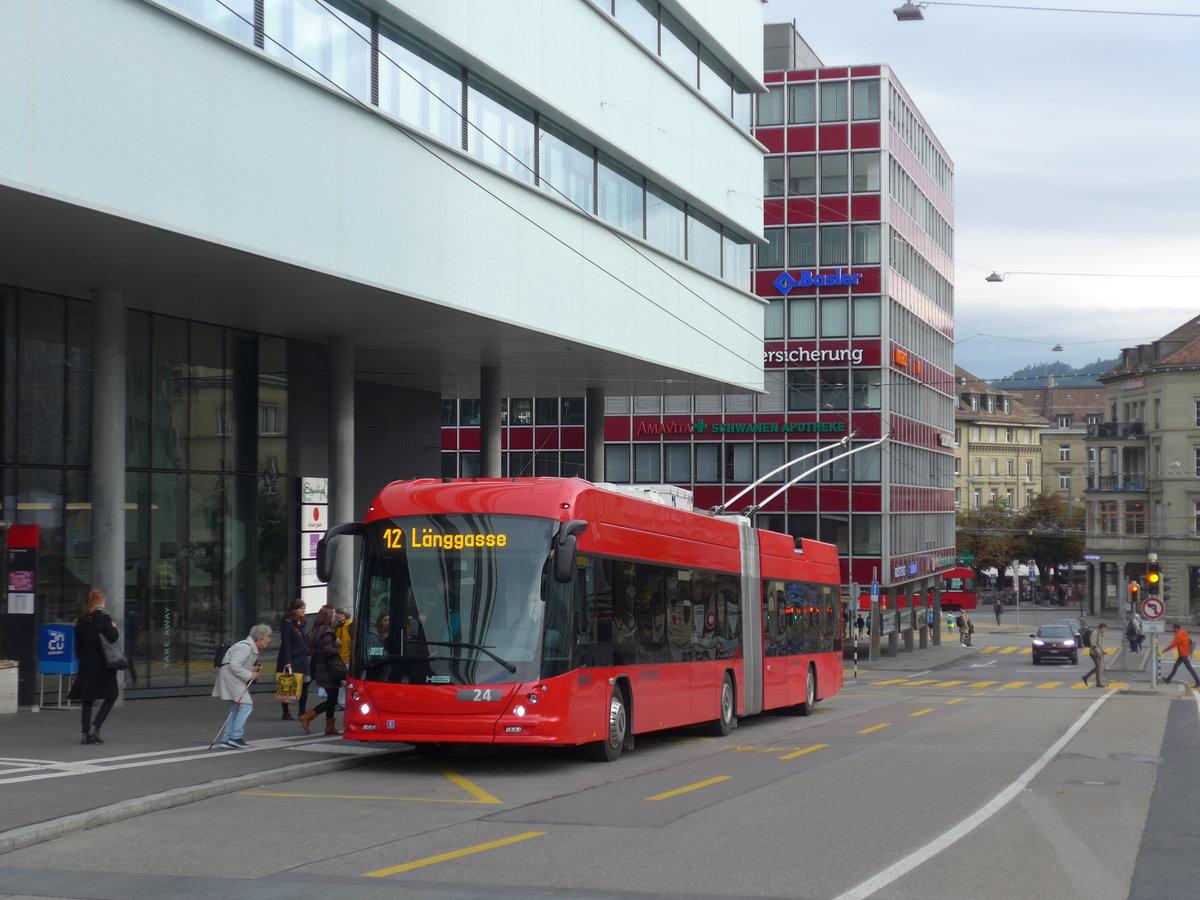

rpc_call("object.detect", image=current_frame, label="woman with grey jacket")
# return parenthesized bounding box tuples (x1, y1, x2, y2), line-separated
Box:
(212, 624, 272, 749)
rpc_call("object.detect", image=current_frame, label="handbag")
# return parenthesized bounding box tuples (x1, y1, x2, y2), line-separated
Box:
(274, 667, 302, 703)
(327, 654, 348, 682)
(100, 627, 129, 671)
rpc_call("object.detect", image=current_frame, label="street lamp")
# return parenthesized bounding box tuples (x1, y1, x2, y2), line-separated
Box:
(893, 2, 925, 21)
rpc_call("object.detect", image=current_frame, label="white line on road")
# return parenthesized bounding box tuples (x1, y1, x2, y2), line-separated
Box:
(0, 736, 343, 785)
(832, 690, 1115, 900)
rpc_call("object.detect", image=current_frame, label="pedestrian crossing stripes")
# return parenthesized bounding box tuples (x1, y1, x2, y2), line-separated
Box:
(975, 645, 1118, 656)
(850, 676, 1129, 692)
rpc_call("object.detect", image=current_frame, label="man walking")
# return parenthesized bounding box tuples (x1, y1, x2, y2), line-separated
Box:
(994, 598, 1003, 626)
(1081, 622, 1108, 688)
(1159, 623, 1200, 687)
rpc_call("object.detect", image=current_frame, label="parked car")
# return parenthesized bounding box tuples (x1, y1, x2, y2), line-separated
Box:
(1032, 623, 1078, 665)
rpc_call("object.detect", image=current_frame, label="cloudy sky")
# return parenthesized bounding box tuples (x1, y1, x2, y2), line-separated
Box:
(763, 0, 1199, 382)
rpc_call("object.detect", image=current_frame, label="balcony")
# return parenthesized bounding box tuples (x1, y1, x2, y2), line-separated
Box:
(1086, 422, 1147, 440)
(1085, 473, 1148, 492)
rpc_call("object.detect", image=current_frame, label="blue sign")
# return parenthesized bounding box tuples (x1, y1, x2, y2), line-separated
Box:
(38, 624, 78, 675)
(774, 269, 864, 295)
(870, 581, 880, 598)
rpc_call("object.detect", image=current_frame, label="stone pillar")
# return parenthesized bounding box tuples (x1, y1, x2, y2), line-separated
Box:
(92, 290, 126, 696)
(479, 366, 502, 478)
(932, 586, 943, 646)
(586, 387, 605, 482)
(887, 587, 899, 656)
(329, 337, 355, 611)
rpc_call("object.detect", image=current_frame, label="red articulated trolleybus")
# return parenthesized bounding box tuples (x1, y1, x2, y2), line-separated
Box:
(318, 477, 843, 761)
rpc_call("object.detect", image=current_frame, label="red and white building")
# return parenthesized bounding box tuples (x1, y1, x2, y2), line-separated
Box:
(442, 24, 956, 605)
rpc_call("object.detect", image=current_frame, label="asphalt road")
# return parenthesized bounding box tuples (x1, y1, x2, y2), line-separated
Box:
(2, 608, 1196, 900)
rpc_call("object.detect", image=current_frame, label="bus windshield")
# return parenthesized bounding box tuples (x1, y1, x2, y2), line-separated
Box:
(355, 513, 569, 686)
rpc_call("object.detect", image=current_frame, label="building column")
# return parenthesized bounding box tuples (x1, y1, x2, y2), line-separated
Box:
(480, 367, 502, 478)
(586, 387, 605, 482)
(92, 289, 126, 694)
(329, 337, 355, 611)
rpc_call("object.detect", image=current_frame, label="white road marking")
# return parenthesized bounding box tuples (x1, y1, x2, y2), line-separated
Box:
(833, 690, 1115, 900)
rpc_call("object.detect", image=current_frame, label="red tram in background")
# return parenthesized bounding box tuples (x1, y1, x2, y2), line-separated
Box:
(939, 566, 978, 611)
(319, 477, 844, 761)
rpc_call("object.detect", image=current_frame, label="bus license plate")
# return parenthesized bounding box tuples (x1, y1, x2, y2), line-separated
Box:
(457, 688, 502, 702)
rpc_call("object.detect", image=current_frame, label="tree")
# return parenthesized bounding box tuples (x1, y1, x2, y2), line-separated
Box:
(956, 500, 1018, 571)
(1011, 493, 1084, 587)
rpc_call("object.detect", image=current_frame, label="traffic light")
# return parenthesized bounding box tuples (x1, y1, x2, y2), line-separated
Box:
(1146, 563, 1161, 597)
(1128, 582, 1140, 600)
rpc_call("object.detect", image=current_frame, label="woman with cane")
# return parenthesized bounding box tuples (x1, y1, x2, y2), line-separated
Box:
(212, 624, 272, 750)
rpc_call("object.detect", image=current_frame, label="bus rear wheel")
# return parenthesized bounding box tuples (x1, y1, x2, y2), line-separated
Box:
(704, 673, 736, 736)
(587, 685, 628, 762)
(795, 666, 817, 716)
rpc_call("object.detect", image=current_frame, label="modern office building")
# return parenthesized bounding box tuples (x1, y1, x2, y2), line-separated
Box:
(1083, 316, 1200, 617)
(0, 0, 769, 698)
(442, 24, 958, 606)
(954, 367, 1050, 513)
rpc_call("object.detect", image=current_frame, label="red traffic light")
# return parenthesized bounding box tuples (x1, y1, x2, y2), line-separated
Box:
(1128, 582, 1140, 594)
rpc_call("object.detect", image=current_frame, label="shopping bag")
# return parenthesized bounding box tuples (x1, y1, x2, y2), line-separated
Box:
(274, 670, 302, 703)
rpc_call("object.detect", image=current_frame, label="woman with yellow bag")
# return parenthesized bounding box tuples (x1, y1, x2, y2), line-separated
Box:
(275, 599, 310, 720)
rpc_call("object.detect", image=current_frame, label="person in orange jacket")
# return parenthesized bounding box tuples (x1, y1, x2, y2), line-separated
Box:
(1159, 623, 1200, 687)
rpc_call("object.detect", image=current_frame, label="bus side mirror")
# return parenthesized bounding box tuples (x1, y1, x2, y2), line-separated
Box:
(316, 521, 365, 583)
(553, 519, 588, 584)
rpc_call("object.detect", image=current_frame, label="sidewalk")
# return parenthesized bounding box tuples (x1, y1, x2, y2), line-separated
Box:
(0, 694, 403, 854)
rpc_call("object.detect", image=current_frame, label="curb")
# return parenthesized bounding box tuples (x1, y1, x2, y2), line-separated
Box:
(0, 748, 407, 855)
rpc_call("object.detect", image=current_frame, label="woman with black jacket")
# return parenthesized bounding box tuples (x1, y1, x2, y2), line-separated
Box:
(67, 589, 120, 744)
(300, 604, 342, 736)
(276, 598, 310, 720)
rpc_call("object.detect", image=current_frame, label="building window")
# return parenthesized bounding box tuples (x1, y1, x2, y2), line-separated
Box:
(788, 156, 816, 196)
(758, 228, 784, 268)
(1006, 427, 1014, 442)
(819, 224, 849, 266)
(989, 490, 997, 504)
(789, 83, 816, 124)
(765, 300, 785, 340)
(1059, 471, 1071, 491)
(1195, 447, 1200, 477)
(851, 80, 880, 119)
(1002, 398, 1011, 414)
(764, 157, 785, 198)
(1125, 500, 1146, 535)
(986, 396, 995, 413)
(1006, 489, 1014, 507)
(852, 224, 880, 265)
(787, 371, 816, 411)
(819, 82, 847, 122)
(1006, 460, 1014, 476)
(973, 458, 981, 476)
(820, 153, 848, 194)
(787, 226, 816, 268)
(852, 295, 880, 336)
(1025, 459, 1033, 478)
(973, 489, 981, 508)
(989, 458, 998, 476)
(1026, 490, 1033, 507)
(757, 84, 784, 126)
(969, 395, 978, 411)
(820, 297, 849, 338)
(1087, 413, 1101, 426)
(788, 296, 817, 338)
(954, 457, 961, 476)
(852, 370, 881, 410)
(1098, 501, 1118, 534)
(1059, 444, 1071, 462)
(851, 152, 880, 192)
(1057, 414, 1072, 428)
(605, 445, 630, 483)
(1194, 500, 1200, 536)
(259, 405, 281, 436)
(955, 487, 962, 506)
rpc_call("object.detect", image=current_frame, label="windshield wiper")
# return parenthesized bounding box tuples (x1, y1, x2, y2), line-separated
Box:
(412, 641, 517, 673)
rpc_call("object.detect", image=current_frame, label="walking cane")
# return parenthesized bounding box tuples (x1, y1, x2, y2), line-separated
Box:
(209, 678, 253, 750)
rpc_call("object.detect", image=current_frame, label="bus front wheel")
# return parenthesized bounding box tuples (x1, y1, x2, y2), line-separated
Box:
(587, 685, 628, 762)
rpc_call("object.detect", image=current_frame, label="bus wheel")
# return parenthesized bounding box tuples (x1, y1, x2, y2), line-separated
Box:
(704, 673, 736, 736)
(587, 686, 628, 762)
(796, 666, 817, 717)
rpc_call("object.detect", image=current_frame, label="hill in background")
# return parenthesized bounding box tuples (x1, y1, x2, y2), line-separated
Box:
(991, 356, 1119, 389)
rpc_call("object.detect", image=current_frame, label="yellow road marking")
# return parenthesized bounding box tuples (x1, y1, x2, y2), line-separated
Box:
(436, 764, 502, 804)
(870, 678, 910, 685)
(647, 776, 730, 801)
(362, 831, 545, 877)
(909, 709, 934, 717)
(902, 679, 939, 686)
(1018, 648, 1032, 655)
(935, 680, 967, 686)
(997, 681, 1030, 690)
(1071, 682, 1092, 689)
(945, 698, 965, 705)
(240, 763, 501, 806)
(1036, 682, 1062, 689)
(969, 681, 998, 687)
(778, 744, 827, 760)
(972, 691, 988, 696)
(1107, 682, 1128, 690)
(858, 723, 891, 734)
(977, 646, 998, 654)
(997, 647, 1017, 655)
